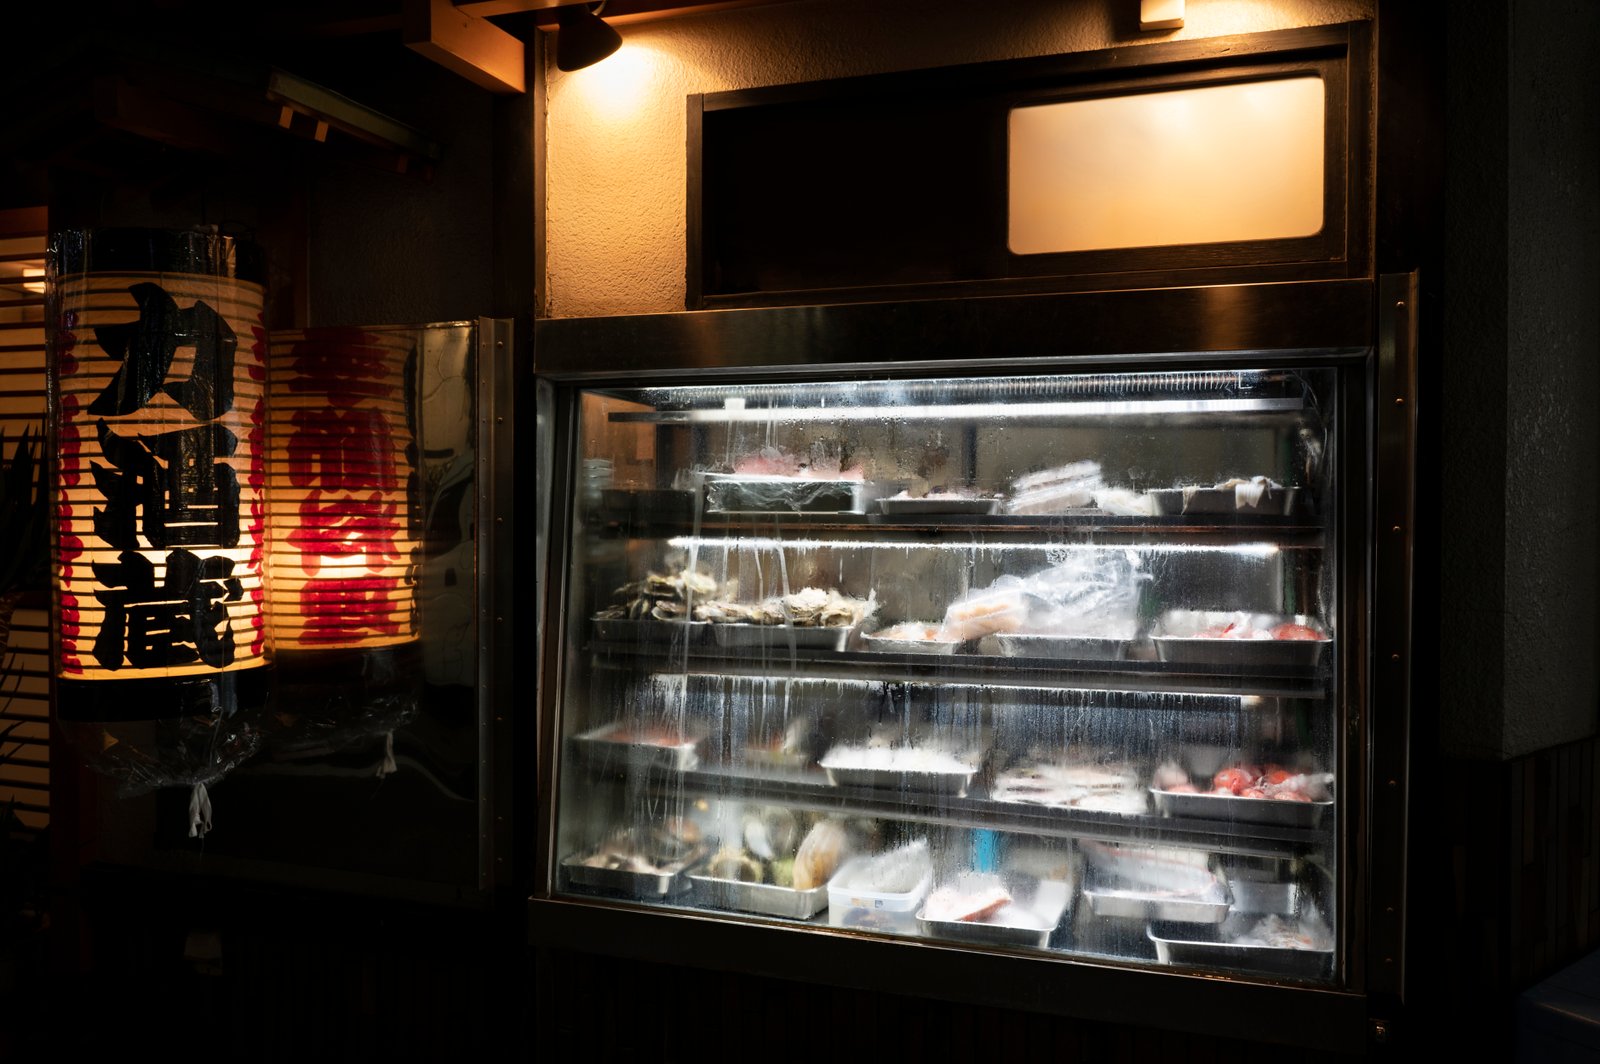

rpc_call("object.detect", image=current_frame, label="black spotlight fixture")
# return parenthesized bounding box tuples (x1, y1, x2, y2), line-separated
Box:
(556, 1, 622, 72)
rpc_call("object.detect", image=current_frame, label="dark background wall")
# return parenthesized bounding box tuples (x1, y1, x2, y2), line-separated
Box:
(0, 5, 507, 330)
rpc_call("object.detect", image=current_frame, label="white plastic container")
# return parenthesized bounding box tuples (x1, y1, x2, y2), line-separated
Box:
(827, 859, 934, 936)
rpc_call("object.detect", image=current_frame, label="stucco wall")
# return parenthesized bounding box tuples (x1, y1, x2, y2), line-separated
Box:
(1496, 0, 1599, 756)
(542, 0, 1373, 318)
(1441, 0, 1600, 759)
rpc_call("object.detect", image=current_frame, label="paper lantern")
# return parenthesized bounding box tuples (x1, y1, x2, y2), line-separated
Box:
(46, 228, 270, 819)
(263, 328, 420, 757)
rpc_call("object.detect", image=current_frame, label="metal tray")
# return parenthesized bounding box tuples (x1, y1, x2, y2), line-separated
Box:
(916, 907, 1059, 948)
(689, 875, 829, 919)
(1148, 921, 1333, 979)
(1151, 611, 1330, 668)
(916, 879, 1070, 949)
(561, 855, 693, 898)
(862, 628, 963, 655)
(571, 723, 704, 772)
(712, 623, 855, 651)
(1149, 786, 1332, 829)
(820, 760, 979, 797)
(877, 496, 1000, 516)
(987, 633, 1133, 662)
(703, 474, 876, 514)
(1082, 868, 1232, 924)
(1229, 877, 1302, 916)
(591, 617, 709, 646)
(1147, 486, 1300, 516)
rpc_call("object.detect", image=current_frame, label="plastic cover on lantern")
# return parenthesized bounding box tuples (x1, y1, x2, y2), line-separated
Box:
(46, 227, 274, 830)
(260, 325, 425, 766)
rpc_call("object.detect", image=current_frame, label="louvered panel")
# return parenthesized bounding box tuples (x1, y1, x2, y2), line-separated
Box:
(0, 220, 47, 839)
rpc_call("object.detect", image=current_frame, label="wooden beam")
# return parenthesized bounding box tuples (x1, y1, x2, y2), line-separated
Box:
(405, 0, 526, 95)
(458, 0, 799, 28)
(457, 0, 562, 16)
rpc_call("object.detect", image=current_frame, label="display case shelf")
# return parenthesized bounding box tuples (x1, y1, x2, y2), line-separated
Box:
(585, 643, 1332, 701)
(626, 766, 1330, 858)
(592, 494, 1326, 544)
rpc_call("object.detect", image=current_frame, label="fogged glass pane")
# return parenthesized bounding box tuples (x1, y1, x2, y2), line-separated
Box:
(1009, 77, 1325, 254)
(553, 366, 1342, 985)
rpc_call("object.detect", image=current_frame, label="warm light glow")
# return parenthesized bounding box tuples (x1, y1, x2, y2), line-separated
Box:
(50, 271, 269, 681)
(266, 330, 419, 651)
(1009, 75, 1326, 254)
(20, 263, 45, 294)
(550, 42, 658, 125)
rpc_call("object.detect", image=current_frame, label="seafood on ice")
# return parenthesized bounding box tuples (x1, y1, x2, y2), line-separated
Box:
(991, 759, 1146, 814)
(1157, 759, 1334, 802)
(595, 565, 720, 622)
(1232, 913, 1332, 951)
(1005, 460, 1104, 514)
(731, 443, 864, 481)
(922, 884, 1015, 924)
(693, 586, 875, 628)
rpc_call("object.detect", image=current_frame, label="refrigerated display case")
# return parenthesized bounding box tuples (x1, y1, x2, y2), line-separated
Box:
(532, 280, 1412, 1049)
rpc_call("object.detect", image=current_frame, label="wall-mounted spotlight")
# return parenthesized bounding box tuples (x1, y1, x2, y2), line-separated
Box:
(556, 1, 622, 72)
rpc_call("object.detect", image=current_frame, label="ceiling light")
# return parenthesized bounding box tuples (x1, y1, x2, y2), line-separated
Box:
(556, 1, 622, 72)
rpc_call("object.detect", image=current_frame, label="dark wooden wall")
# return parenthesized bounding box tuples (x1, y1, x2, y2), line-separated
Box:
(1435, 736, 1600, 1042)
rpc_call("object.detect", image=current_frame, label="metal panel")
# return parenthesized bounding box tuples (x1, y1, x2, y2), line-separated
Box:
(528, 898, 1369, 1054)
(534, 280, 1374, 379)
(479, 316, 516, 893)
(1367, 273, 1416, 1009)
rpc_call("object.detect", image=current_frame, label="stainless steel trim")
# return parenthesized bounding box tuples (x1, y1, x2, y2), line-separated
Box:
(1369, 273, 1416, 1000)
(478, 317, 516, 895)
(533, 280, 1376, 379)
(608, 396, 1305, 423)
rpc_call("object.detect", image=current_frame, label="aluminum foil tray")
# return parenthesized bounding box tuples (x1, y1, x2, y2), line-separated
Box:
(571, 723, 704, 772)
(712, 623, 855, 651)
(1148, 920, 1333, 979)
(689, 875, 829, 919)
(1151, 611, 1330, 668)
(877, 496, 1000, 516)
(1149, 786, 1332, 830)
(1147, 486, 1300, 517)
(591, 617, 709, 646)
(561, 855, 692, 898)
(988, 633, 1133, 662)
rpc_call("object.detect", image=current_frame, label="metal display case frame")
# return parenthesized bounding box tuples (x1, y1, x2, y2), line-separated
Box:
(531, 277, 1416, 1052)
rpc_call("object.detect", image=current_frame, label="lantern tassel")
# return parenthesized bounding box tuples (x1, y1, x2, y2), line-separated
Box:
(377, 731, 397, 779)
(188, 782, 213, 838)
